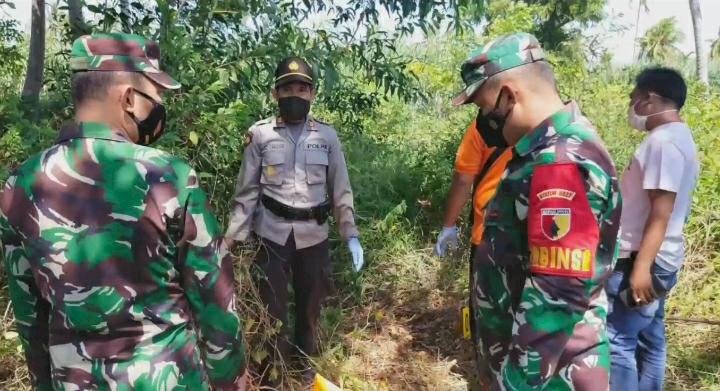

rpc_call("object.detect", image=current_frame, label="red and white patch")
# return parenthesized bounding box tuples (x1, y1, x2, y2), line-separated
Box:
(540, 207, 571, 241)
(528, 163, 599, 278)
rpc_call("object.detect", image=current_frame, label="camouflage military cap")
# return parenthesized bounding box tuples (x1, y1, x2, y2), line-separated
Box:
(70, 32, 180, 90)
(452, 32, 545, 106)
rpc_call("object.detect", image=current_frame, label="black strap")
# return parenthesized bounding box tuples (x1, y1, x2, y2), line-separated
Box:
(614, 252, 639, 273)
(468, 147, 506, 225)
(261, 194, 331, 224)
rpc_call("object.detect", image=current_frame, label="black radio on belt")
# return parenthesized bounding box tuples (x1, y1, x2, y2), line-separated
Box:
(261, 194, 331, 225)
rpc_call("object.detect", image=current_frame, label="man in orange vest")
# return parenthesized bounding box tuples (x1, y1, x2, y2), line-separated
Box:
(435, 118, 512, 258)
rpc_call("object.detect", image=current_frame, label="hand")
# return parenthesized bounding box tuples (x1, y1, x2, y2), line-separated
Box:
(629, 262, 656, 305)
(435, 226, 459, 257)
(223, 237, 237, 252)
(347, 237, 364, 272)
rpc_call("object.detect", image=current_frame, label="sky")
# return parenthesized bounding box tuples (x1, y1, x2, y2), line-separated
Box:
(603, 0, 720, 64)
(4, 0, 720, 65)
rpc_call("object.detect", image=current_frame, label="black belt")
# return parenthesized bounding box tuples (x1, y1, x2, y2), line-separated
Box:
(261, 194, 331, 225)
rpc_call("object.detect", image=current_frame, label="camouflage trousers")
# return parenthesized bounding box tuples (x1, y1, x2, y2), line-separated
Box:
(470, 249, 526, 390)
(471, 250, 611, 390)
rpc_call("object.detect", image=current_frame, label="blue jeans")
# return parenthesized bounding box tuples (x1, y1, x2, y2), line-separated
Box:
(606, 262, 678, 391)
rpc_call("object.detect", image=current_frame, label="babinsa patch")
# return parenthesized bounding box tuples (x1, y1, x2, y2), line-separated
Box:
(528, 163, 600, 278)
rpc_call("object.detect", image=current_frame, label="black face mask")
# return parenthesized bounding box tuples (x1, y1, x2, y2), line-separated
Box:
(129, 90, 167, 146)
(278, 96, 311, 122)
(476, 88, 513, 149)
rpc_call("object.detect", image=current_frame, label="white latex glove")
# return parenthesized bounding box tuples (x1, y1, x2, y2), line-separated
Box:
(347, 237, 364, 272)
(435, 226, 459, 257)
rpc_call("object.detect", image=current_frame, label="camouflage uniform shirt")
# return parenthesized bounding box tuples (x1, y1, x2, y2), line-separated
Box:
(472, 102, 621, 390)
(0, 122, 246, 390)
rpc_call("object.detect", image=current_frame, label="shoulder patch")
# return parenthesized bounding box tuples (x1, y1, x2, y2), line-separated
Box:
(251, 117, 273, 129)
(312, 117, 330, 125)
(313, 120, 338, 137)
(527, 163, 599, 278)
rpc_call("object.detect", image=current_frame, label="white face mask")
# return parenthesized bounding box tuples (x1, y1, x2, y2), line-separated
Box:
(627, 98, 677, 131)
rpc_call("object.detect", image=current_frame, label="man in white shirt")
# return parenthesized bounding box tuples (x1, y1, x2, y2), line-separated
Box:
(608, 67, 699, 391)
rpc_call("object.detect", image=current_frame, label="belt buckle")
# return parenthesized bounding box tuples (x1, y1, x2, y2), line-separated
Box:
(281, 203, 293, 220)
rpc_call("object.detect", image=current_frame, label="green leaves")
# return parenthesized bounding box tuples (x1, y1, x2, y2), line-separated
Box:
(638, 17, 685, 63)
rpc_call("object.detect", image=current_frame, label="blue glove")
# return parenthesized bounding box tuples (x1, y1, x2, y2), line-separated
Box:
(348, 237, 364, 272)
(435, 226, 459, 257)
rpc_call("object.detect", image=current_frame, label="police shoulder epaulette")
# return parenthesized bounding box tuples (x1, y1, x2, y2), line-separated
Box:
(312, 117, 330, 125)
(252, 117, 273, 127)
(243, 131, 254, 146)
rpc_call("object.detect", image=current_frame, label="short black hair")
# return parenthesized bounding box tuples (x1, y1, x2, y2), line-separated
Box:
(71, 71, 144, 106)
(635, 67, 687, 109)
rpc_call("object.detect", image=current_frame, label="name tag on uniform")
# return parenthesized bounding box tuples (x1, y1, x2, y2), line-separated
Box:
(304, 138, 328, 151)
(264, 141, 286, 152)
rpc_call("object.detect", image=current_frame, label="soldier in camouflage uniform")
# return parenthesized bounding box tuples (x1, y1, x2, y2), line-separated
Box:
(0, 33, 247, 390)
(452, 33, 621, 390)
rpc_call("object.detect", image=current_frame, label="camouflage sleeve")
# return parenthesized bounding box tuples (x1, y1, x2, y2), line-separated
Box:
(174, 166, 247, 390)
(226, 129, 261, 242)
(327, 130, 360, 239)
(1, 189, 52, 391)
(514, 161, 611, 387)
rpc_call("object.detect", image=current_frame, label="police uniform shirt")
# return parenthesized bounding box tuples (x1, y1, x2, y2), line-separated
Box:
(226, 116, 359, 249)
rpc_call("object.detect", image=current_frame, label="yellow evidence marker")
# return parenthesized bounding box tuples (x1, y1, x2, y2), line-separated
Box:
(314, 373, 342, 391)
(462, 306, 471, 339)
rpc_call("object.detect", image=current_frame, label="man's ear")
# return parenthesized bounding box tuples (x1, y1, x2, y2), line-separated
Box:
(498, 84, 516, 106)
(120, 84, 135, 113)
(270, 88, 278, 101)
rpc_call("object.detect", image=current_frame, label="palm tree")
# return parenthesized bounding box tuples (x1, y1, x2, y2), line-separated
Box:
(631, 0, 650, 61)
(688, 0, 708, 84)
(638, 17, 684, 63)
(711, 26, 720, 61)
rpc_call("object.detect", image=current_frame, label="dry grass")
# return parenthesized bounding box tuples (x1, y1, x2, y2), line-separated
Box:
(323, 289, 473, 390)
(664, 243, 720, 391)
(0, 291, 30, 391)
(303, 244, 480, 391)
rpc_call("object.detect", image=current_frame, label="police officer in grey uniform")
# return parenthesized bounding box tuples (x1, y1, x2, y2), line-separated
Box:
(225, 57, 364, 385)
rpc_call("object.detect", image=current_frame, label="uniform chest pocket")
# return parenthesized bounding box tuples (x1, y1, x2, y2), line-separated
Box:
(261, 150, 285, 185)
(483, 196, 509, 230)
(306, 150, 329, 185)
(482, 194, 520, 259)
(482, 206, 506, 242)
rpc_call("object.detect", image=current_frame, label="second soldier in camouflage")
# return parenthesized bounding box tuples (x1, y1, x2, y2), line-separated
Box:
(453, 33, 621, 390)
